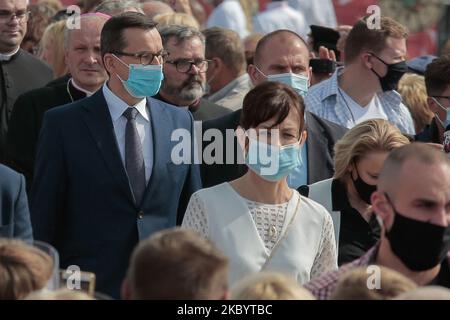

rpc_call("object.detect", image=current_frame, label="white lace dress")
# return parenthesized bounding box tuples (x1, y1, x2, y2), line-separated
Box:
(182, 184, 337, 280)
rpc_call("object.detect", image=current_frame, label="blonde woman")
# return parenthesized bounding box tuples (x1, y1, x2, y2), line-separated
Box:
(183, 82, 337, 287)
(39, 20, 68, 79)
(398, 73, 434, 134)
(300, 119, 410, 265)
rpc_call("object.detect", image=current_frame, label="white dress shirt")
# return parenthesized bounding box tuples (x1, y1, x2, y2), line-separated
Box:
(253, 1, 309, 40)
(102, 83, 153, 183)
(206, 0, 249, 39)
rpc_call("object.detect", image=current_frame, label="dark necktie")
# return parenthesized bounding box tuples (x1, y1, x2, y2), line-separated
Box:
(123, 107, 146, 205)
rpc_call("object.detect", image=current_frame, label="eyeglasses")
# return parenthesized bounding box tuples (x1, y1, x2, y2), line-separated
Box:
(111, 50, 169, 65)
(0, 10, 30, 22)
(165, 59, 211, 73)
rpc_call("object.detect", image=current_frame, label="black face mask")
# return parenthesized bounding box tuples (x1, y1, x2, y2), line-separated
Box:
(352, 172, 377, 204)
(385, 194, 449, 271)
(369, 53, 408, 92)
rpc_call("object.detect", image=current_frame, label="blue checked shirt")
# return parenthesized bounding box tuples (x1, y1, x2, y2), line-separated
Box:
(305, 67, 416, 135)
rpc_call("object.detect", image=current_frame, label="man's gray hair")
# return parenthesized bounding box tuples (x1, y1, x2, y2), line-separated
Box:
(94, 0, 143, 16)
(158, 24, 205, 47)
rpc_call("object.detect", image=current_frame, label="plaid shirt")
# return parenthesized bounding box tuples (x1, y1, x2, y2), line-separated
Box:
(305, 68, 416, 135)
(304, 245, 378, 300)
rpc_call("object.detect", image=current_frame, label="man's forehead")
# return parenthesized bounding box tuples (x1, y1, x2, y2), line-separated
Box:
(166, 37, 204, 55)
(394, 161, 450, 198)
(258, 38, 308, 64)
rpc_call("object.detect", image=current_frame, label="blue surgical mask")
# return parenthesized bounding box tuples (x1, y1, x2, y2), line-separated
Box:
(255, 66, 309, 97)
(433, 97, 450, 129)
(114, 54, 164, 98)
(245, 137, 302, 182)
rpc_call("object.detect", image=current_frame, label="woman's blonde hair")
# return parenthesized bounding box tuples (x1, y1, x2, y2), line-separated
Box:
(330, 266, 417, 300)
(231, 272, 315, 300)
(39, 20, 68, 78)
(25, 288, 94, 300)
(398, 73, 434, 134)
(333, 119, 410, 180)
(153, 13, 200, 30)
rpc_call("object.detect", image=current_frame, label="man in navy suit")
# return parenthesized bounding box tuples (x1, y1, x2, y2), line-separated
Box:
(0, 164, 32, 240)
(30, 12, 201, 298)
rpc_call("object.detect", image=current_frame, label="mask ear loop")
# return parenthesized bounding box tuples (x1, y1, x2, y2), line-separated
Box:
(111, 54, 130, 83)
(432, 97, 448, 129)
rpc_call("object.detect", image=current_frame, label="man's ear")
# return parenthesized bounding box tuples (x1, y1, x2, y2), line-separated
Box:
(300, 130, 307, 146)
(121, 278, 131, 300)
(371, 191, 395, 231)
(361, 52, 373, 70)
(247, 64, 261, 86)
(427, 96, 440, 114)
(103, 54, 114, 75)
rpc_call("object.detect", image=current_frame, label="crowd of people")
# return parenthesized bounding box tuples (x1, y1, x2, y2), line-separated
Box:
(0, 0, 449, 301)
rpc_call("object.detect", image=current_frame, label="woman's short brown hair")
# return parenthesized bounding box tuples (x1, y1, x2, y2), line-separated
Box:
(240, 81, 305, 133)
(0, 239, 53, 300)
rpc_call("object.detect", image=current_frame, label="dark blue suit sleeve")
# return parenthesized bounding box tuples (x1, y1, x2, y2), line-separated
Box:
(30, 111, 66, 245)
(13, 173, 33, 241)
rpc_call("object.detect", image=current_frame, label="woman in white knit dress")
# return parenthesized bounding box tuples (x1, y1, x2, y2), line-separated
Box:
(183, 82, 337, 286)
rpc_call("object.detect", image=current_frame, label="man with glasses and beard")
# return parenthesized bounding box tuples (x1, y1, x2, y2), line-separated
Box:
(154, 24, 231, 121)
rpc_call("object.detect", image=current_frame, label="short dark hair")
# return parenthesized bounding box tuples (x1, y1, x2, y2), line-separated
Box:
(345, 16, 408, 64)
(240, 81, 305, 133)
(253, 29, 308, 67)
(425, 54, 450, 96)
(100, 12, 157, 58)
(203, 27, 245, 76)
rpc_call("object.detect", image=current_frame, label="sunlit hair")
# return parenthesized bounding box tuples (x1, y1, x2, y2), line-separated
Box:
(330, 266, 417, 300)
(0, 239, 53, 300)
(398, 74, 434, 134)
(39, 20, 68, 78)
(231, 272, 315, 300)
(333, 119, 410, 180)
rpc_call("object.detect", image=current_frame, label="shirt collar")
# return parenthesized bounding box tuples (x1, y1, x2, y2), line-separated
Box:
(322, 66, 403, 106)
(102, 82, 149, 122)
(0, 46, 20, 61)
(70, 78, 96, 97)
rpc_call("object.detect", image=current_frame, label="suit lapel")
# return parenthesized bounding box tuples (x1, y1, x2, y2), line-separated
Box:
(81, 90, 135, 205)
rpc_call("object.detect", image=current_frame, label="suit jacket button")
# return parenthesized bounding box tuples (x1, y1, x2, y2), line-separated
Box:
(138, 211, 144, 219)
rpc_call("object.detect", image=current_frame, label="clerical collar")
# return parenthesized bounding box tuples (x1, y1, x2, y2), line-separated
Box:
(0, 47, 20, 61)
(69, 78, 95, 97)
